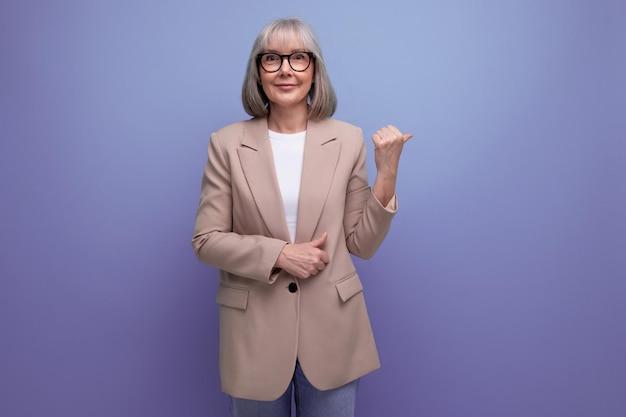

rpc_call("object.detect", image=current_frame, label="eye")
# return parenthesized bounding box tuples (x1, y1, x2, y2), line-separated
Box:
(292, 53, 307, 61)
(264, 54, 280, 62)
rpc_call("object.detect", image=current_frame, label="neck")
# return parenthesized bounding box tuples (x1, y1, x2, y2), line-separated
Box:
(267, 104, 308, 133)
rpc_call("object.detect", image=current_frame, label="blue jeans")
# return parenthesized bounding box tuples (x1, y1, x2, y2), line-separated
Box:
(228, 360, 359, 417)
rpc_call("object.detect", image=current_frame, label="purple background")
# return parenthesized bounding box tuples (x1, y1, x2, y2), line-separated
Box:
(1, 0, 625, 416)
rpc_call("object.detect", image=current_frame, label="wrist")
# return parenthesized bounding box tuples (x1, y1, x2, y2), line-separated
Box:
(372, 182, 396, 208)
(274, 243, 289, 269)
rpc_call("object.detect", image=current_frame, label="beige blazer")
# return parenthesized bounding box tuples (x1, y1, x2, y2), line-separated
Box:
(192, 117, 396, 401)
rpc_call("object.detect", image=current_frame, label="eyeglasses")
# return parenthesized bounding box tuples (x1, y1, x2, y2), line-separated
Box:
(256, 52, 315, 73)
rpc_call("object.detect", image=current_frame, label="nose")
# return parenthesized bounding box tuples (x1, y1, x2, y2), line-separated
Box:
(278, 56, 292, 73)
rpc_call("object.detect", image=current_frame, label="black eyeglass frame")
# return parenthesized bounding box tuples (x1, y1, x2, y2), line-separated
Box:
(256, 52, 316, 73)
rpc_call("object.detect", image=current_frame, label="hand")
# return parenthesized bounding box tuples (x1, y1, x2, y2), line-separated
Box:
(372, 125, 413, 178)
(275, 233, 330, 279)
(371, 125, 413, 206)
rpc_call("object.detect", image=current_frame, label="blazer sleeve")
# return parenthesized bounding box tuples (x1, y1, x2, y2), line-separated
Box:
(191, 132, 286, 284)
(343, 128, 397, 259)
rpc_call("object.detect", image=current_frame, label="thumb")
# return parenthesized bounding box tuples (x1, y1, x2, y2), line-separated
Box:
(403, 133, 414, 143)
(310, 232, 328, 248)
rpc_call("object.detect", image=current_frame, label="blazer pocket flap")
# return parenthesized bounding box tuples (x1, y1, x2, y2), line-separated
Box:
(335, 273, 363, 302)
(215, 284, 249, 310)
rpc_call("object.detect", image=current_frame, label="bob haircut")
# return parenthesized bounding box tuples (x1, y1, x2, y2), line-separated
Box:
(241, 18, 337, 121)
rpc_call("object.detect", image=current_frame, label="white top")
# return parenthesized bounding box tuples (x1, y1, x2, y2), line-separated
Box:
(269, 129, 306, 243)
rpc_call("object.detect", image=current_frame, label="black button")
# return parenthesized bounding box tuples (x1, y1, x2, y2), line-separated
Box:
(288, 283, 298, 293)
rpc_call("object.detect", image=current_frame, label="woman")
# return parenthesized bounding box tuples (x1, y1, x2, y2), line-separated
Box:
(192, 17, 412, 417)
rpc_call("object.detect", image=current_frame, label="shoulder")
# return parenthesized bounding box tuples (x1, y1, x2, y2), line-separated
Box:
(310, 118, 364, 146)
(210, 118, 266, 149)
(316, 118, 361, 133)
(212, 118, 257, 139)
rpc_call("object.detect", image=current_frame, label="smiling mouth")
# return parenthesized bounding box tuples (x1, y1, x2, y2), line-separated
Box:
(275, 84, 299, 92)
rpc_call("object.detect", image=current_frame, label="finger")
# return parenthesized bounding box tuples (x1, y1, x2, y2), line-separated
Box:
(403, 133, 414, 142)
(373, 131, 393, 147)
(378, 127, 395, 140)
(387, 125, 403, 138)
(320, 251, 330, 264)
(311, 232, 328, 248)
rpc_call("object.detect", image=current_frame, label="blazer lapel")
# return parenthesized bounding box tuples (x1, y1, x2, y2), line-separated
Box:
(295, 119, 340, 243)
(237, 118, 291, 242)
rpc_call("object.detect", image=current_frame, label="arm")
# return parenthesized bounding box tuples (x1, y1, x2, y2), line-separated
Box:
(344, 125, 412, 259)
(191, 133, 287, 283)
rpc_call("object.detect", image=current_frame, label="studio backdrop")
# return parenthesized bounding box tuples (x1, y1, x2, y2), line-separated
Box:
(1, 1, 624, 416)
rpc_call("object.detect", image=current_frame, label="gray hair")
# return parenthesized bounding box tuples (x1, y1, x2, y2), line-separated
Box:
(241, 18, 337, 121)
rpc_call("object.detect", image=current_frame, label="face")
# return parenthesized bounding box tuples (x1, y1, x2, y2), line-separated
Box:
(258, 33, 314, 112)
